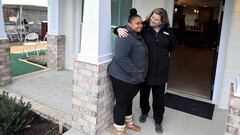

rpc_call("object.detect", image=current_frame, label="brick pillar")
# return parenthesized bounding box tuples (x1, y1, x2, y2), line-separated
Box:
(225, 83, 240, 135)
(72, 61, 114, 135)
(47, 34, 65, 70)
(0, 39, 11, 86)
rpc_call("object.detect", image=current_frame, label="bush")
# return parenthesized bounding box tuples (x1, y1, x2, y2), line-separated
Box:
(0, 91, 34, 135)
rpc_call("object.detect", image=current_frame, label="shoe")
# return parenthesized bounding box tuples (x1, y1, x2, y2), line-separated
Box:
(155, 123, 163, 134)
(125, 114, 141, 131)
(114, 124, 128, 135)
(114, 127, 128, 135)
(139, 114, 147, 123)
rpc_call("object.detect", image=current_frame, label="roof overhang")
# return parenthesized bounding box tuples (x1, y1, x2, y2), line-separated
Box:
(2, 0, 47, 7)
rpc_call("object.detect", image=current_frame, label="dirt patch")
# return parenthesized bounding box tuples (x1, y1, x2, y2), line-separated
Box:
(17, 111, 68, 135)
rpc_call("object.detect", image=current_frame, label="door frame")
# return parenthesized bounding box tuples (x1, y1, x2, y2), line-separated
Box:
(212, 0, 232, 105)
(166, 0, 233, 105)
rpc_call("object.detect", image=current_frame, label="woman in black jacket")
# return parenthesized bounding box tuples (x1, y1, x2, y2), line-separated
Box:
(114, 8, 176, 134)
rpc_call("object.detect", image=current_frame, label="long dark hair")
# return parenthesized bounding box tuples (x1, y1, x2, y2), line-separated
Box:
(128, 8, 141, 23)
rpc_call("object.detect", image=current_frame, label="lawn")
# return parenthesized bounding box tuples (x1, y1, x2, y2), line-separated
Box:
(11, 51, 47, 77)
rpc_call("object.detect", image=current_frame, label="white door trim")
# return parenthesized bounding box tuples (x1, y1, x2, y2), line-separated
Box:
(212, 0, 233, 105)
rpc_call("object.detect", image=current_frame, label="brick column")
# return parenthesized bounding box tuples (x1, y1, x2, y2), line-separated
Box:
(0, 39, 11, 86)
(72, 61, 114, 135)
(225, 83, 240, 135)
(47, 34, 65, 70)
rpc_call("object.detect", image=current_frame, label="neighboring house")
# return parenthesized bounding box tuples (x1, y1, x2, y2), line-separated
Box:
(1, 0, 240, 134)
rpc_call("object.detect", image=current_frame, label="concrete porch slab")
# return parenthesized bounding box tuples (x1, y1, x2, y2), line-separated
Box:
(1, 69, 228, 135)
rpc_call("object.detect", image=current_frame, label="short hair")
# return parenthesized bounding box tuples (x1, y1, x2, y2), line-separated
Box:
(146, 8, 170, 27)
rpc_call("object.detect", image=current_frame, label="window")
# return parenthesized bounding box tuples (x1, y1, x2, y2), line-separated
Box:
(111, 0, 133, 52)
(76, 0, 133, 54)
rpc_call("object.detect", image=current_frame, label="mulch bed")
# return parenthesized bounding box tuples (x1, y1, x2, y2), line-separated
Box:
(17, 111, 68, 135)
(27, 55, 47, 66)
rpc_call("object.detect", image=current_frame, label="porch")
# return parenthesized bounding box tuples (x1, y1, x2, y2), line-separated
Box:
(1, 70, 227, 135)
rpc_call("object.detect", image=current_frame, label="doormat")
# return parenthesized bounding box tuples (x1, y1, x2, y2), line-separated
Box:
(27, 55, 47, 66)
(164, 93, 215, 120)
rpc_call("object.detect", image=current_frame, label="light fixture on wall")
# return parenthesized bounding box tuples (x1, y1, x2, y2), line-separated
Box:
(174, 8, 178, 13)
(194, 9, 199, 14)
(9, 17, 17, 22)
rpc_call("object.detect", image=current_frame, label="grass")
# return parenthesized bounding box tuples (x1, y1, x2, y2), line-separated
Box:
(11, 51, 47, 77)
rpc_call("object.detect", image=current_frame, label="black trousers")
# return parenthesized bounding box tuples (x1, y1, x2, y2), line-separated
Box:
(140, 81, 165, 124)
(110, 76, 141, 125)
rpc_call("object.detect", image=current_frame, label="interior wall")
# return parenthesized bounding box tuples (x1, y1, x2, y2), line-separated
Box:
(198, 7, 214, 24)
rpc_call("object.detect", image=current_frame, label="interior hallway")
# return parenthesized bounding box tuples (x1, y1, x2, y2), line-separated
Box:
(168, 44, 215, 99)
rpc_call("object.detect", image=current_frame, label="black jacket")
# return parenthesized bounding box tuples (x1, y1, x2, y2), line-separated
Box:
(114, 21, 176, 85)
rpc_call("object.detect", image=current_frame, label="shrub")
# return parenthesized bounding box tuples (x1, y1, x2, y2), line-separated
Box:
(0, 91, 34, 135)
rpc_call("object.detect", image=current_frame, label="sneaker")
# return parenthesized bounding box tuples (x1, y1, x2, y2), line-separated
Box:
(139, 114, 147, 123)
(155, 123, 163, 134)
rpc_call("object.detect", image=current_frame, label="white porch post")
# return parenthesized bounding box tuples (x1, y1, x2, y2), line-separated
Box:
(47, 0, 65, 70)
(77, 0, 113, 65)
(72, 0, 114, 134)
(48, 0, 64, 35)
(0, 0, 11, 86)
(0, 0, 7, 40)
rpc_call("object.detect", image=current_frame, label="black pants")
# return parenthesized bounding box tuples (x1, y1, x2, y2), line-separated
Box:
(140, 81, 165, 124)
(110, 76, 141, 125)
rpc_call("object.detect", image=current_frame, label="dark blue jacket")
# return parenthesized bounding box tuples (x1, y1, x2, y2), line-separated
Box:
(108, 25, 148, 84)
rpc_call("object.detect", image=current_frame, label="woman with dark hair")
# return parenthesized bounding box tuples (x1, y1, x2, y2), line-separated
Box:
(114, 8, 176, 134)
(107, 8, 148, 135)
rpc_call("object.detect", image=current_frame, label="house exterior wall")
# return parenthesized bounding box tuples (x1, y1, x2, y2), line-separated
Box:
(218, 0, 240, 109)
(134, 0, 167, 20)
(64, 0, 77, 70)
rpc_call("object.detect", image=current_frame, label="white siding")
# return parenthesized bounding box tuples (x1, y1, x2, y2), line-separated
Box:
(134, 0, 167, 20)
(218, 0, 240, 109)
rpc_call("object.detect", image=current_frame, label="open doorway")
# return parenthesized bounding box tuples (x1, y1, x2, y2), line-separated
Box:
(168, 0, 223, 99)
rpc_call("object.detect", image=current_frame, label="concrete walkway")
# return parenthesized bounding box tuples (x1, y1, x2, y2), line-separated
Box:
(1, 70, 228, 135)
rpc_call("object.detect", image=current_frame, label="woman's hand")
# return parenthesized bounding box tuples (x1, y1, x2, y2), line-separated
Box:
(118, 28, 128, 38)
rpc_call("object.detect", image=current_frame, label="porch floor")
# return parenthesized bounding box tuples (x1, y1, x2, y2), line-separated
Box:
(2, 70, 227, 135)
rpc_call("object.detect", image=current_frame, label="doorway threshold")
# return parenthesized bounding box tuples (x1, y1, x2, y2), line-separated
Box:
(166, 88, 213, 104)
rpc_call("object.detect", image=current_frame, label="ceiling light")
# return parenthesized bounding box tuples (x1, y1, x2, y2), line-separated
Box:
(174, 8, 178, 13)
(183, 5, 186, 7)
(178, 3, 181, 5)
(204, 5, 207, 7)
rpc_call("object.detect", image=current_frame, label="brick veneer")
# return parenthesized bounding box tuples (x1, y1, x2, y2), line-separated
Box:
(72, 60, 114, 135)
(47, 34, 65, 70)
(226, 83, 240, 135)
(0, 39, 11, 86)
